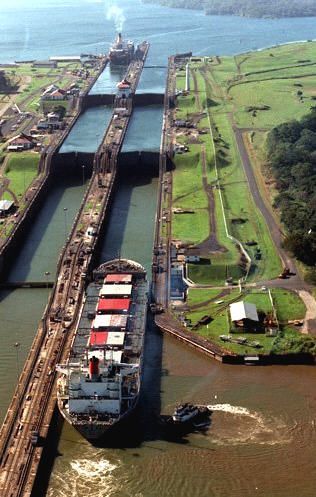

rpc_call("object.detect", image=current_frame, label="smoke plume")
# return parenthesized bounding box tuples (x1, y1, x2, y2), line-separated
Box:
(106, 5, 126, 33)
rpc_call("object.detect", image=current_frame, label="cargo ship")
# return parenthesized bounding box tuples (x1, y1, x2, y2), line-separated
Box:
(56, 259, 148, 441)
(109, 33, 135, 65)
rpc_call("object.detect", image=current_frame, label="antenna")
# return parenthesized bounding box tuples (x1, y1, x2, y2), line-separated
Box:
(117, 249, 122, 266)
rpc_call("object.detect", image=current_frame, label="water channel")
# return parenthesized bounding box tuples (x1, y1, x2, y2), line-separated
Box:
(59, 106, 113, 154)
(122, 106, 163, 153)
(0, 178, 86, 417)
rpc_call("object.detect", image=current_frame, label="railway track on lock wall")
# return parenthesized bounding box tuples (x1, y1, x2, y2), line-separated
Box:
(0, 168, 117, 497)
(0, 42, 149, 496)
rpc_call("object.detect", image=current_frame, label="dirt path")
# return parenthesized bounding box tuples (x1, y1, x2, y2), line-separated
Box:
(298, 291, 316, 335)
(196, 145, 224, 253)
(191, 67, 201, 111)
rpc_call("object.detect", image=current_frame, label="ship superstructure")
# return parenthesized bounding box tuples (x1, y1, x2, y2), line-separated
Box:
(57, 259, 148, 441)
(109, 33, 135, 65)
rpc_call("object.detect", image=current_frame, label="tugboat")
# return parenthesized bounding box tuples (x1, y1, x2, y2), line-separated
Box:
(160, 404, 212, 435)
(172, 403, 200, 423)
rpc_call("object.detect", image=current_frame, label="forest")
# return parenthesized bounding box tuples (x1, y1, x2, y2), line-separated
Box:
(266, 110, 316, 271)
(143, 0, 316, 18)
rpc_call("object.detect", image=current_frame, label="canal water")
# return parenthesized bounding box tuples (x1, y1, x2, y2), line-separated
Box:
(89, 65, 126, 95)
(122, 105, 163, 153)
(1, 1, 316, 496)
(59, 106, 112, 154)
(0, 178, 86, 418)
(138, 67, 167, 95)
(47, 339, 316, 497)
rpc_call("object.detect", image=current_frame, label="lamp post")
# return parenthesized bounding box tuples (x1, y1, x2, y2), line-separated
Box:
(44, 271, 51, 289)
(14, 341, 22, 418)
(82, 164, 86, 187)
(63, 207, 68, 241)
(14, 342, 20, 381)
(23, 167, 26, 201)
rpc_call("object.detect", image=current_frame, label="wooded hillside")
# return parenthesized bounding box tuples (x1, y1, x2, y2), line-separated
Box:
(143, 0, 316, 18)
(267, 110, 316, 270)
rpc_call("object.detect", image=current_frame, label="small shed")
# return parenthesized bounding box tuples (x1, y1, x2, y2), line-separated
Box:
(0, 199, 14, 217)
(229, 301, 259, 329)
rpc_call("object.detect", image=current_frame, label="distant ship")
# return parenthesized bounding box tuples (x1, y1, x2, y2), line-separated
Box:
(109, 33, 135, 65)
(56, 258, 148, 441)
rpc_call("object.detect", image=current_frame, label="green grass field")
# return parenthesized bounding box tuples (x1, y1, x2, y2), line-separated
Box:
(172, 43, 316, 287)
(235, 42, 316, 75)
(169, 43, 316, 354)
(173, 56, 283, 285)
(184, 288, 307, 354)
(4, 152, 40, 197)
(172, 68, 242, 280)
(211, 41, 316, 131)
(202, 68, 282, 281)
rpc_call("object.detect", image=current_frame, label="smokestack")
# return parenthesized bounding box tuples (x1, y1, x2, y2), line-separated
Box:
(89, 356, 100, 381)
(185, 63, 190, 92)
(117, 32, 122, 46)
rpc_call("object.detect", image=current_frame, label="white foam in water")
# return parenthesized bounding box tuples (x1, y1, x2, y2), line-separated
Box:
(208, 403, 263, 420)
(70, 457, 118, 478)
(47, 456, 120, 497)
(206, 403, 290, 446)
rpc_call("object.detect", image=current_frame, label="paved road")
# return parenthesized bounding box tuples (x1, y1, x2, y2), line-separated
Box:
(232, 126, 316, 334)
(233, 126, 304, 283)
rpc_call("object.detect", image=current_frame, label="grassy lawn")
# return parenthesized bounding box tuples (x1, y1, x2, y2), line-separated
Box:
(235, 42, 316, 74)
(229, 79, 314, 128)
(172, 146, 210, 244)
(4, 152, 40, 197)
(271, 289, 306, 321)
(188, 257, 244, 286)
(200, 66, 282, 281)
(169, 43, 316, 353)
(3, 61, 83, 114)
(183, 288, 307, 355)
(172, 67, 242, 279)
(171, 42, 316, 292)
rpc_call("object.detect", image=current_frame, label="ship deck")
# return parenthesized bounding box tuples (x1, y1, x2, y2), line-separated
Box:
(70, 279, 148, 364)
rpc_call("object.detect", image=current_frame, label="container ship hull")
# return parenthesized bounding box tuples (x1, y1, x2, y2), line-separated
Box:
(57, 259, 148, 442)
(60, 394, 139, 440)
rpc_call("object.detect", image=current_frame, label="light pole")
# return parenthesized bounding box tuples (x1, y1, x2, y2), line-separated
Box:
(44, 271, 51, 289)
(23, 167, 26, 201)
(14, 342, 20, 382)
(63, 207, 68, 241)
(14, 341, 22, 418)
(82, 164, 86, 187)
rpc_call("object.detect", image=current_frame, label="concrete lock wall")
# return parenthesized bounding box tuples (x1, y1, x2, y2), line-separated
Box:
(81, 93, 115, 111)
(51, 152, 95, 177)
(118, 151, 160, 175)
(81, 93, 164, 110)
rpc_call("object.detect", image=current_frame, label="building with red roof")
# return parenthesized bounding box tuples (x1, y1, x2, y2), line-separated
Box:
(7, 133, 36, 151)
